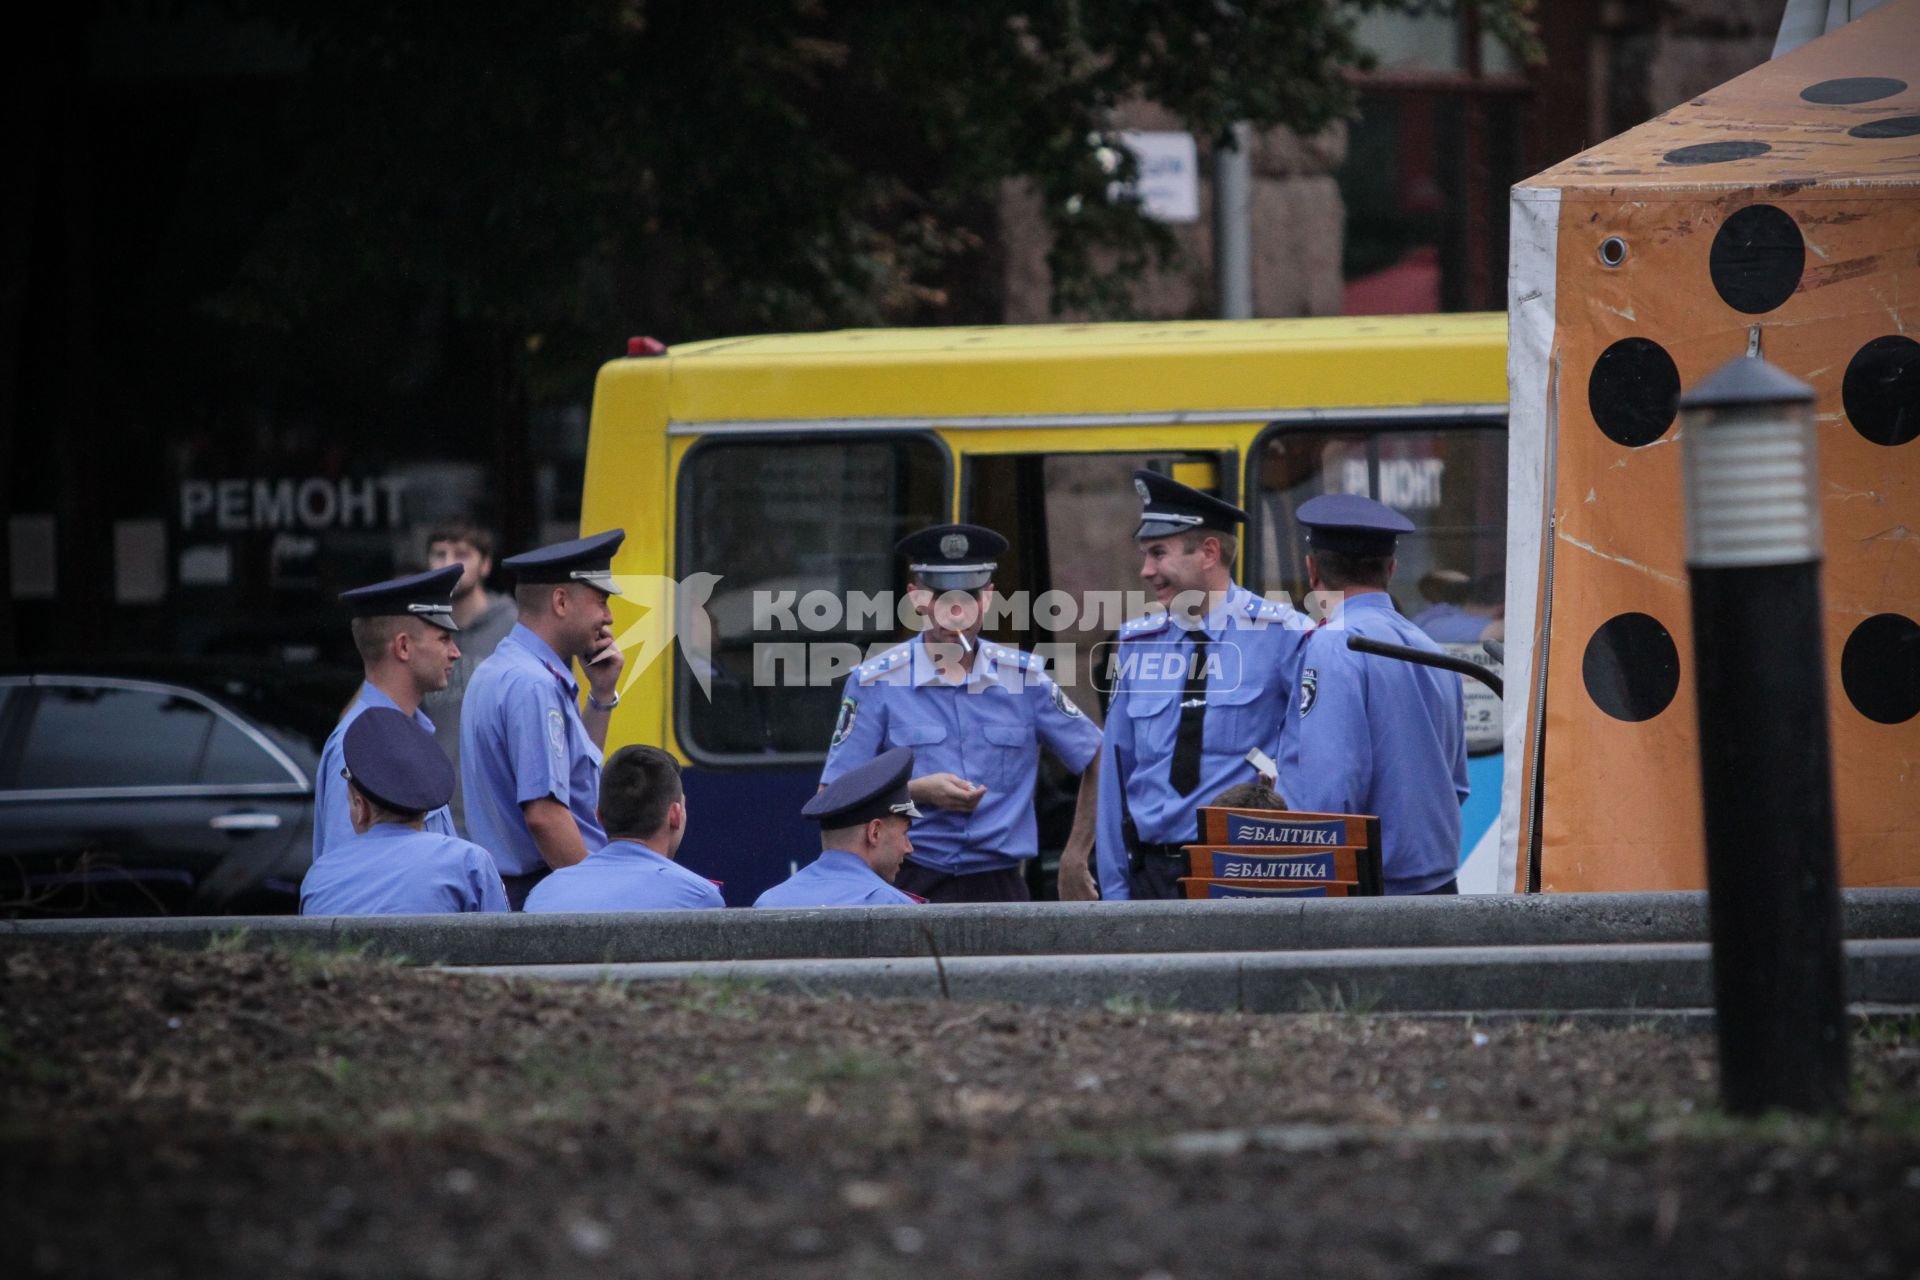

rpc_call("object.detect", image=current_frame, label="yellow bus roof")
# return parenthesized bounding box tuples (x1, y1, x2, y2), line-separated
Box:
(667, 312, 1504, 359)
(601, 313, 1508, 426)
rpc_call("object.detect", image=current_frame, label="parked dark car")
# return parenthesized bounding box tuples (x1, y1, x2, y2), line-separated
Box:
(0, 663, 360, 916)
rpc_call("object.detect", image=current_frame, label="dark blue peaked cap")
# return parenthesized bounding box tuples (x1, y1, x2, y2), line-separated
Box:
(342, 707, 455, 815)
(338, 564, 462, 631)
(896, 523, 1008, 591)
(1133, 469, 1249, 540)
(502, 529, 625, 594)
(1297, 493, 1415, 557)
(802, 746, 922, 827)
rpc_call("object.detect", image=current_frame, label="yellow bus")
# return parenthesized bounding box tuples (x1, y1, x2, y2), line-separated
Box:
(580, 315, 1509, 904)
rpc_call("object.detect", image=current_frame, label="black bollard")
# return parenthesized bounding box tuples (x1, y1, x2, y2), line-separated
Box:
(1680, 354, 1848, 1115)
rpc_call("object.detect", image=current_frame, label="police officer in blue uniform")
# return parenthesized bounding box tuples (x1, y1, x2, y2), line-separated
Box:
(822, 524, 1102, 903)
(1277, 494, 1469, 894)
(300, 708, 509, 915)
(313, 565, 463, 862)
(1090, 470, 1313, 900)
(461, 529, 628, 908)
(756, 747, 922, 908)
(524, 745, 724, 912)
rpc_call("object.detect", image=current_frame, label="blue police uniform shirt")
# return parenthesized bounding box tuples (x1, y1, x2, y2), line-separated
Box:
(753, 849, 918, 908)
(313, 684, 455, 862)
(821, 636, 1100, 876)
(1094, 584, 1312, 900)
(523, 840, 725, 913)
(460, 623, 608, 876)
(1278, 591, 1469, 894)
(299, 824, 509, 916)
(1412, 602, 1493, 644)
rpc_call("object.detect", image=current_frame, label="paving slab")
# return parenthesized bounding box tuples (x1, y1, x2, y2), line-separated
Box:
(439, 937, 1920, 1014)
(7, 890, 1918, 966)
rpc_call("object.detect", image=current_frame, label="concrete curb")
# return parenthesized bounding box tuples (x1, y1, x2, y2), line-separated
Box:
(437, 938, 1920, 1014)
(6, 890, 1920, 965)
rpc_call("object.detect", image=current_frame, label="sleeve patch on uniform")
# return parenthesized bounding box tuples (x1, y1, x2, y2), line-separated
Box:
(547, 707, 567, 754)
(1298, 668, 1318, 717)
(1049, 681, 1083, 719)
(831, 696, 859, 747)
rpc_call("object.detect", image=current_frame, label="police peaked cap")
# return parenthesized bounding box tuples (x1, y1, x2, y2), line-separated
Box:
(802, 746, 922, 827)
(1133, 469, 1249, 540)
(342, 707, 455, 815)
(896, 523, 1008, 591)
(501, 529, 625, 594)
(338, 564, 462, 632)
(1297, 493, 1415, 557)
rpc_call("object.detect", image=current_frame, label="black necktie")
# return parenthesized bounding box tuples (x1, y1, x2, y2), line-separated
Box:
(1170, 631, 1212, 796)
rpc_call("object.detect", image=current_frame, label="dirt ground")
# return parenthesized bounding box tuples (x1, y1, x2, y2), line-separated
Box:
(3, 941, 1917, 1279)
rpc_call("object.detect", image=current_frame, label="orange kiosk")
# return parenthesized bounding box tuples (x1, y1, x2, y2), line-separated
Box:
(1501, 1, 1920, 892)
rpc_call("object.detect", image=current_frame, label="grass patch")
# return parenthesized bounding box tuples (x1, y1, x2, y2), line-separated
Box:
(0, 1039, 68, 1090)
(672, 973, 769, 1020)
(280, 937, 394, 984)
(1296, 979, 1384, 1017)
(1050, 1124, 1159, 1160)
(203, 928, 252, 954)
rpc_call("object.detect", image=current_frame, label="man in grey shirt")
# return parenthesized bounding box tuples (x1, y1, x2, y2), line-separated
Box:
(422, 519, 518, 837)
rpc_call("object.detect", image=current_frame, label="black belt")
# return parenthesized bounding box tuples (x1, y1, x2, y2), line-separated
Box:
(1126, 841, 1187, 873)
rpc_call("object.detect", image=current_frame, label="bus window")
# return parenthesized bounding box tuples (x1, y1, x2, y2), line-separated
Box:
(1248, 421, 1507, 753)
(676, 434, 948, 762)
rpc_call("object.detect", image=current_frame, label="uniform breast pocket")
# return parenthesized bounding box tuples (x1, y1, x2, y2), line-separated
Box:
(1206, 681, 1275, 750)
(889, 721, 950, 771)
(979, 723, 1036, 788)
(1122, 692, 1174, 755)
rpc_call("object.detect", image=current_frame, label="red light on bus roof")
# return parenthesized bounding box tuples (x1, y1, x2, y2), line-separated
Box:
(627, 336, 666, 357)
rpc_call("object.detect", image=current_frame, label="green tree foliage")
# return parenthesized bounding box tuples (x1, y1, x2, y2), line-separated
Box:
(218, 0, 1533, 390)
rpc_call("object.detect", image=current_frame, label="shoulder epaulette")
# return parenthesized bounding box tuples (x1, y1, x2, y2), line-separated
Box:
(982, 639, 1042, 672)
(1244, 594, 1296, 624)
(853, 641, 913, 683)
(1119, 612, 1170, 639)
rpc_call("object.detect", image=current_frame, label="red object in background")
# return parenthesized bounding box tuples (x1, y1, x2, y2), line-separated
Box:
(627, 336, 667, 357)
(1341, 246, 1441, 315)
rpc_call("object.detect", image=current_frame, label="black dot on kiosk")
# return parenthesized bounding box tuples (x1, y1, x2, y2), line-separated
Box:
(1841, 614, 1920, 725)
(1588, 337, 1681, 447)
(1708, 205, 1804, 314)
(1842, 335, 1920, 447)
(1849, 115, 1920, 139)
(1583, 613, 1681, 723)
(1662, 140, 1771, 165)
(1800, 77, 1907, 105)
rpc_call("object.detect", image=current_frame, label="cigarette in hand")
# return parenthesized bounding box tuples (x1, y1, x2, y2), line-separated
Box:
(957, 631, 973, 654)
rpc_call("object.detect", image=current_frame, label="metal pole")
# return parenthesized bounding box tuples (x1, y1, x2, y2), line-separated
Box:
(1214, 122, 1252, 319)
(1680, 354, 1848, 1116)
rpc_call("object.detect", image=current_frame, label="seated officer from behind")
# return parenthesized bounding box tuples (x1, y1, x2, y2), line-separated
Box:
(1210, 780, 1288, 811)
(314, 566, 463, 861)
(1089, 470, 1311, 900)
(822, 524, 1101, 903)
(523, 746, 723, 913)
(1277, 494, 1468, 895)
(461, 529, 628, 909)
(756, 747, 922, 908)
(300, 708, 509, 916)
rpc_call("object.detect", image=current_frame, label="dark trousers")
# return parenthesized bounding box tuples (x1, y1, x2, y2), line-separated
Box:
(1127, 852, 1188, 901)
(893, 861, 1032, 904)
(1415, 878, 1459, 896)
(501, 868, 552, 911)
